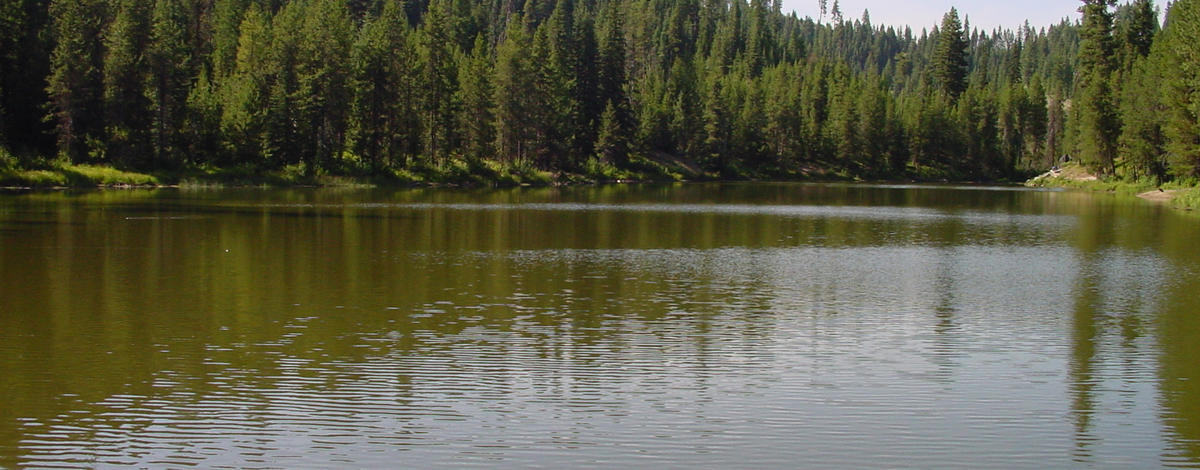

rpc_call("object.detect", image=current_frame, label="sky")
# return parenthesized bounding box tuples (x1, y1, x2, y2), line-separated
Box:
(779, 0, 1084, 33)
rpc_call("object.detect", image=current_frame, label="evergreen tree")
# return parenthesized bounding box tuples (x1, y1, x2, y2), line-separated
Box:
(1, 0, 53, 155)
(11, 0, 1197, 187)
(1161, 0, 1200, 179)
(350, 0, 420, 168)
(595, 101, 631, 165)
(701, 74, 731, 172)
(103, 0, 154, 168)
(294, 0, 353, 173)
(932, 8, 968, 100)
(493, 15, 534, 163)
(46, 0, 107, 161)
(146, 0, 191, 167)
(419, 0, 460, 164)
(209, 0, 249, 79)
(220, 4, 272, 165)
(1073, 0, 1119, 175)
(457, 35, 495, 163)
(1119, 55, 1166, 180)
(1123, 0, 1158, 59)
(184, 67, 223, 162)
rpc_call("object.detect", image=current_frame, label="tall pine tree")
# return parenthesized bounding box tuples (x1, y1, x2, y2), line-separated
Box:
(1073, 0, 1120, 175)
(932, 8, 968, 100)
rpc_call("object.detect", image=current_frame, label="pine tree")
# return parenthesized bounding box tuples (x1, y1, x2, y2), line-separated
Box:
(103, 0, 155, 168)
(1161, 0, 1200, 179)
(542, 0, 583, 169)
(219, 4, 271, 165)
(1022, 78, 1049, 168)
(350, 0, 419, 168)
(593, 5, 636, 162)
(419, 0, 459, 165)
(457, 35, 495, 163)
(701, 74, 731, 172)
(597, 6, 628, 111)
(595, 101, 630, 165)
(146, 0, 191, 168)
(745, 0, 771, 76)
(1, 0, 53, 155)
(0, 0, 18, 147)
(46, 0, 108, 161)
(1074, 0, 1119, 175)
(1119, 55, 1166, 180)
(932, 8, 968, 100)
(183, 68, 223, 163)
(572, 14, 600, 162)
(294, 0, 353, 173)
(856, 77, 888, 174)
(9, 0, 1186, 186)
(209, 0, 249, 79)
(1124, 0, 1158, 58)
(493, 15, 534, 163)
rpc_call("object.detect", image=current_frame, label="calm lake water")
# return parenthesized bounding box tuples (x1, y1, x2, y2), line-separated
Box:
(2, 183, 1199, 468)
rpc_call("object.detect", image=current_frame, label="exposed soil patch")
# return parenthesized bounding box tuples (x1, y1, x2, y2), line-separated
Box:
(1137, 189, 1178, 202)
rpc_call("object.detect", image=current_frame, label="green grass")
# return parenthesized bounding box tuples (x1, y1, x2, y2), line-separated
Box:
(1, 162, 159, 187)
(1170, 188, 1200, 211)
(1025, 162, 1200, 212)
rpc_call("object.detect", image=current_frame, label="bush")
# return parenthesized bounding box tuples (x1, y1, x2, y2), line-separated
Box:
(0, 147, 15, 170)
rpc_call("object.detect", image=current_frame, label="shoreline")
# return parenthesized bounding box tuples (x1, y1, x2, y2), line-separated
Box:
(1025, 164, 1200, 211)
(1, 161, 1030, 192)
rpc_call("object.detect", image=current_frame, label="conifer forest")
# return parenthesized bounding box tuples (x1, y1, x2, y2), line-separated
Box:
(1, 0, 1198, 184)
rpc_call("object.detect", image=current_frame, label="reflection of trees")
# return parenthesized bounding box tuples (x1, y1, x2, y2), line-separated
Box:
(1063, 198, 1200, 466)
(1154, 211, 1200, 463)
(930, 245, 963, 383)
(7, 184, 1200, 467)
(1156, 273, 1200, 462)
(0, 187, 799, 465)
(1066, 254, 1099, 462)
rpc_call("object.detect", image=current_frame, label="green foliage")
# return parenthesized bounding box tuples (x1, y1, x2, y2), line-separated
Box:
(349, 0, 420, 169)
(102, 0, 153, 168)
(933, 8, 968, 100)
(1073, 0, 1120, 176)
(1161, 0, 1200, 179)
(418, 0, 459, 164)
(1118, 53, 1166, 181)
(46, 0, 107, 162)
(1, 0, 53, 155)
(146, 0, 191, 168)
(457, 35, 495, 163)
(0, 0, 1191, 193)
(0, 162, 158, 187)
(1171, 188, 1200, 211)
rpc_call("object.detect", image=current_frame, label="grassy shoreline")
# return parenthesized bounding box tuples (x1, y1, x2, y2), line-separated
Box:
(1025, 163, 1200, 211)
(0, 158, 675, 190)
(1, 157, 1039, 192)
(0, 154, 887, 190)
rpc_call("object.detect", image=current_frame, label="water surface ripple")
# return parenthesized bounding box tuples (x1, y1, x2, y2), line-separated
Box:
(1, 183, 1198, 468)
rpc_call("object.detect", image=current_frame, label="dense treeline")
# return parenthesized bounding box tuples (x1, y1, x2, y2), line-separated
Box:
(0, 0, 1197, 183)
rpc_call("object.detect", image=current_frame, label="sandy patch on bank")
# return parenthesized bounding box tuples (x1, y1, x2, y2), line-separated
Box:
(1027, 164, 1099, 186)
(1137, 189, 1179, 202)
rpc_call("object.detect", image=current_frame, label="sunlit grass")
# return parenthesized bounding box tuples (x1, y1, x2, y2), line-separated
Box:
(1025, 162, 1200, 212)
(2, 151, 683, 189)
(1170, 188, 1200, 211)
(1, 163, 158, 187)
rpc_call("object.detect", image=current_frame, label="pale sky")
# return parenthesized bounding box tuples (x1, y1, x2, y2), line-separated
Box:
(780, 0, 1084, 33)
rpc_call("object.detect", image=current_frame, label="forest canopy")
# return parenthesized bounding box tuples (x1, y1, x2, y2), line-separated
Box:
(1, 0, 1198, 184)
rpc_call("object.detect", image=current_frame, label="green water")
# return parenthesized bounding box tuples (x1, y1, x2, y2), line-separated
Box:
(1, 183, 1199, 468)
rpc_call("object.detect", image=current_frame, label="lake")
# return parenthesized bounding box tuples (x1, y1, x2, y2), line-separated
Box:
(2, 183, 1199, 468)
